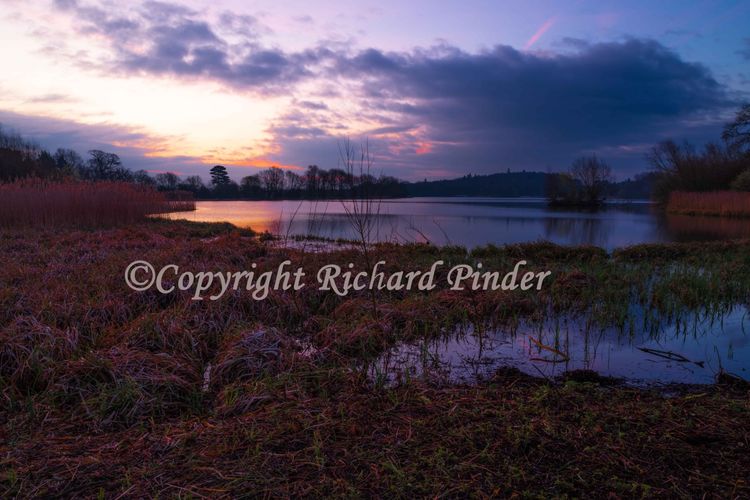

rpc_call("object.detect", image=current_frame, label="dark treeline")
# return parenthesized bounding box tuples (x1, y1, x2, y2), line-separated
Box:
(406, 170, 654, 200)
(646, 104, 750, 201)
(408, 171, 547, 197)
(0, 126, 406, 199)
(7, 106, 748, 204)
(0, 125, 163, 186)
(0, 124, 656, 202)
(206, 164, 407, 200)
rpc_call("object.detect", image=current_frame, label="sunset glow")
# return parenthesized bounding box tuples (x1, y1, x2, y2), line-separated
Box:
(1, 0, 748, 180)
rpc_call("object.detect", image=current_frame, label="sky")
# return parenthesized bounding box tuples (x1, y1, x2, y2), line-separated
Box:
(0, 0, 749, 181)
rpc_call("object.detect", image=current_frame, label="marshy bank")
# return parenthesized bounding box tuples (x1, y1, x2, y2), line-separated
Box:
(1, 220, 748, 497)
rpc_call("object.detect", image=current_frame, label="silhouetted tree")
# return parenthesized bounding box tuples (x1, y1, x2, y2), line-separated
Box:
(723, 103, 750, 154)
(305, 165, 319, 195)
(731, 170, 750, 191)
(155, 172, 180, 190)
(132, 169, 156, 185)
(183, 175, 204, 190)
(545, 172, 577, 203)
(285, 170, 304, 192)
(240, 175, 262, 197)
(83, 150, 130, 181)
(570, 155, 612, 204)
(53, 148, 83, 177)
(210, 165, 231, 186)
(258, 167, 285, 197)
(648, 139, 747, 201)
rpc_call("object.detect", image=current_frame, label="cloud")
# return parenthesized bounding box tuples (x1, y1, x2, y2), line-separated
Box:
(14, 2, 742, 178)
(0, 109, 208, 174)
(51, 0, 331, 93)
(321, 38, 733, 175)
(25, 93, 77, 104)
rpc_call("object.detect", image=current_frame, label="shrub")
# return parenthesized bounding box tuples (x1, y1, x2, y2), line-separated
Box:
(648, 140, 747, 202)
(730, 169, 750, 192)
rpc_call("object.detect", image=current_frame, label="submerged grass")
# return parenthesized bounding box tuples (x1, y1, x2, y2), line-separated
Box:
(0, 219, 749, 497)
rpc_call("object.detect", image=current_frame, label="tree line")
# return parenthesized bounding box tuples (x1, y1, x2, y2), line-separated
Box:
(0, 127, 407, 199)
(544, 103, 750, 205)
(3, 103, 747, 203)
(646, 104, 750, 201)
(205, 164, 407, 199)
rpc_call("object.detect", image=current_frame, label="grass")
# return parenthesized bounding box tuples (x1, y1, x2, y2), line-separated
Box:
(0, 179, 193, 228)
(667, 190, 750, 217)
(0, 220, 748, 497)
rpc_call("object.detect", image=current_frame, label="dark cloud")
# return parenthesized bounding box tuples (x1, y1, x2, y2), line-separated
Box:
(269, 125, 328, 138)
(32, 3, 744, 177)
(297, 100, 329, 110)
(323, 38, 734, 175)
(52, 0, 329, 93)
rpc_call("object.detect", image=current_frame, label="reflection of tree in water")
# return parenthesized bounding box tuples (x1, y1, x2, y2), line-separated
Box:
(286, 213, 403, 241)
(543, 216, 610, 246)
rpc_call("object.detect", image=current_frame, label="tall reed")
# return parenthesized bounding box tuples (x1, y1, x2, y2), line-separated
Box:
(667, 190, 750, 217)
(0, 179, 177, 227)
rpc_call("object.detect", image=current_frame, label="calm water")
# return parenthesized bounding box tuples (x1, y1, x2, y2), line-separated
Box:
(371, 305, 750, 387)
(166, 198, 750, 250)
(166, 198, 750, 385)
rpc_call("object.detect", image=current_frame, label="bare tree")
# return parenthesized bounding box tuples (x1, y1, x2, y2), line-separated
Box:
(339, 138, 382, 315)
(722, 103, 750, 154)
(258, 167, 285, 197)
(155, 172, 180, 190)
(570, 155, 613, 204)
(285, 170, 304, 192)
(184, 175, 204, 191)
(85, 150, 130, 181)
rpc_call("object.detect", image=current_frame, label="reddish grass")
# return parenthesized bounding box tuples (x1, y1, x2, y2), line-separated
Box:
(667, 190, 750, 217)
(0, 179, 191, 227)
(0, 223, 749, 496)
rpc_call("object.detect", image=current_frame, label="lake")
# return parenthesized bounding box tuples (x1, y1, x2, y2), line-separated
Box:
(163, 197, 750, 386)
(165, 198, 750, 250)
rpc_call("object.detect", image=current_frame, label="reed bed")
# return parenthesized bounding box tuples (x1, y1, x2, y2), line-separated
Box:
(667, 190, 750, 217)
(0, 179, 175, 227)
(162, 189, 197, 212)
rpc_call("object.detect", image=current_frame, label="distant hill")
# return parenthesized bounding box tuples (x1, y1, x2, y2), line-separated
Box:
(405, 171, 548, 197)
(403, 171, 654, 200)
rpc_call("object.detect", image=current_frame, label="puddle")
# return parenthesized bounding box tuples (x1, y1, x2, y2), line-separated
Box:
(369, 304, 750, 387)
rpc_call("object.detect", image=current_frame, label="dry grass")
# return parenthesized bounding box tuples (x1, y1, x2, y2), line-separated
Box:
(667, 190, 750, 217)
(0, 179, 183, 228)
(0, 220, 748, 497)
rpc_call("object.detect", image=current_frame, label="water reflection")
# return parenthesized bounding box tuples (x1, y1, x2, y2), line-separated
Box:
(370, 304, 750, 386)
(164, 198, 750, 250)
